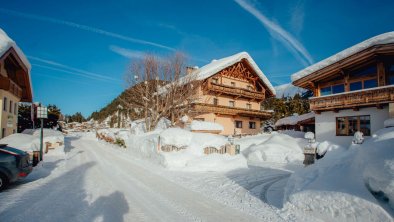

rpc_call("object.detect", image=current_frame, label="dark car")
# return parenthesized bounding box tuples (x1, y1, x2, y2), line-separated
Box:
(0, 144, 32, 191)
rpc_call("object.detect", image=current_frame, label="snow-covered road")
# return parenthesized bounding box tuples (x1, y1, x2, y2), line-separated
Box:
(0, 135, 286, 222)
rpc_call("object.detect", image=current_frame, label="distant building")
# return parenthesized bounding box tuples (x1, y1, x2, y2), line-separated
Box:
(292, 32, 394, 147)
(186, 52, 276, 135)
(0, 29, 33, 138)
(275, 112, 315, 132)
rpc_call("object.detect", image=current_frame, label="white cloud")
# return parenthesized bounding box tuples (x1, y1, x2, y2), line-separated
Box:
(109, 45, 146, 59)
(0, 8, 175, 51)
(234, 0, 313, 66)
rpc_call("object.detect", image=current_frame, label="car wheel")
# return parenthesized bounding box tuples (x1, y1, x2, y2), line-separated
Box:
(0, 173, 9, 191)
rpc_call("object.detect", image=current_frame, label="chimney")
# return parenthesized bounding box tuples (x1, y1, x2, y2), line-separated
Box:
(186, 66, 198, 75)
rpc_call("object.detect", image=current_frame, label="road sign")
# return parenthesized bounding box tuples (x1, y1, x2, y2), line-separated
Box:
(37, 106, 48, 119)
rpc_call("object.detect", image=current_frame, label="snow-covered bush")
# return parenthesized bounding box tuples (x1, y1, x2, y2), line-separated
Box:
(352, 131, 364, 144)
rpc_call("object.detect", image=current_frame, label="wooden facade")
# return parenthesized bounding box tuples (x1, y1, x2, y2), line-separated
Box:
(293, 43, 394, 113)
(189, 56, 274, 136)
(292, 33, 394, 146)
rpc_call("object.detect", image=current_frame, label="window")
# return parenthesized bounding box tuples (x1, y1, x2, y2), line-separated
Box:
(213, 98, 218, 106)
(336, 115, 371, 136)
(14, 103, 17, 115)
(387, 64, 394, 85)
(249, 121, 256, 129)
(320, 84, 345, 95)
(332, 84, 345, 94)
(350, 81, 362, 91)
(320, 86, 331, 96)
(229, 101, 235, 107)
(211, 78, 218, 84)
(3, 97, 7, 111)
(246, 103, 251, 109)
(9, 100, 12, 113)
(231, 82, 235, 87)
(235, 121, 242, 128)
(364, 79, 377, 89)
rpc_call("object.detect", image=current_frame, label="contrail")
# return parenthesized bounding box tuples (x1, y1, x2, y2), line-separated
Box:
(0, 8, 175, 51)
(29, 57, 121, 83)
(109, 45, 147, 59)
(234, 0, 313, 66)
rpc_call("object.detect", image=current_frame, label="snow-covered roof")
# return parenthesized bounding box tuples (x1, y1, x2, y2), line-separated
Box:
(275, 112, 315, 127)
(0, 29, 33, 100)
(291, 32, 394, 82)
(274, 83, 306, 98)
(0, 29, 31, 70)
(191, 52, 275, 95)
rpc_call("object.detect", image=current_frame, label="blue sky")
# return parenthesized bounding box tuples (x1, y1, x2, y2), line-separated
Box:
(1, 0, 394, 117)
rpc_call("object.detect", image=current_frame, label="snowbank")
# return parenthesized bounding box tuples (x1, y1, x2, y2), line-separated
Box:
(283, 126, 394, 221)
(0, 133, 39, 152)
(190, 120, 224, 131)
(0, 129, 64, 154)
(23, 128, 64, 145)
(241, 133, 305, 164)
(125, 128, 247, 172)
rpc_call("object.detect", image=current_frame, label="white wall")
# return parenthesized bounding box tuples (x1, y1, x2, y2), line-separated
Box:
(315, 106, 389, 147)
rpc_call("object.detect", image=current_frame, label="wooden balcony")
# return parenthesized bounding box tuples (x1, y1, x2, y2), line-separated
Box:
(0, 75, 23, 98)
(205, 82, 265, 100)
(192, 103, 272, 119)
(310, 85, 394, 111)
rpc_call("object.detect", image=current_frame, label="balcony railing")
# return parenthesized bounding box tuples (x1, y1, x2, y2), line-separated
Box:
(205, 82, 265, 100)
(192, 103, 272, 119)
(310, 85, 394, 111)
(0, 75, 22, 98)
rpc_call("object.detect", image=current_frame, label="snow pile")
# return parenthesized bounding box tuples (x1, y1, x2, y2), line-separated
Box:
(242, 133, 304, 164)
(352, 131, 364, 144)
(280, 130, 306, 138)
(283, 126, 394, 221)
(274, 83, 306, 98)
(130, 119, 147, 135)
(159, 128, 246, 171)
(22, 128, 64, 145)
(304, 132, 315, 140)
(275, 112, 315, 127)
(129, 118, 171, 135)
(0, 129, 65, 154)
(292, 32, 394, 82)
(190, 120, 224, 131)
(0, 133, 39, 152)
(126, 128, 247, 172)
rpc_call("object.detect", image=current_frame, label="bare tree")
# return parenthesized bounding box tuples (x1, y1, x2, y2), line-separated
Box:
(122, 53, 201, 131)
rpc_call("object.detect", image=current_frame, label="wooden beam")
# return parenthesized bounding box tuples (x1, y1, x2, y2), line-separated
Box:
(377, 61, 386, 86)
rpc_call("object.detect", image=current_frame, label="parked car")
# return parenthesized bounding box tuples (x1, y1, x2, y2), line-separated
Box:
(0, 144, 32, 191)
